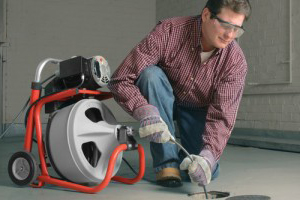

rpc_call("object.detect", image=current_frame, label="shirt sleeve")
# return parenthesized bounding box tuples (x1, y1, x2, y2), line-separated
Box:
(201, 56, 247, 168)
(107, 21, 170, 119)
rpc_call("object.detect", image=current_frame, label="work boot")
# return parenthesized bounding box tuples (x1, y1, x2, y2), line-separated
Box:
(156, 167, 182, 187)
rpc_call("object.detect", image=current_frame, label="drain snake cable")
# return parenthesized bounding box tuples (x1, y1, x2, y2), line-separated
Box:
(169, 136, 209, 199)
(122, 136, 208, 199)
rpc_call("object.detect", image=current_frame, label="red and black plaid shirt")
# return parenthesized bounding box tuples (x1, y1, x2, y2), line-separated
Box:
(108, 15, 247, 162)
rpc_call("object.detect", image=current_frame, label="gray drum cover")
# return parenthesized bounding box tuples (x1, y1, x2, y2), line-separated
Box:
(46, 99, 122, 183)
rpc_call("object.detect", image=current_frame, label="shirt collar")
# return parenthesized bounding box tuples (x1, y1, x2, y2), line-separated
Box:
(192, 15, 202, 49)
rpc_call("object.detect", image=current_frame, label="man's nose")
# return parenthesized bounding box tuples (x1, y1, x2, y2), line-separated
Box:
(224, 29, 236, 39)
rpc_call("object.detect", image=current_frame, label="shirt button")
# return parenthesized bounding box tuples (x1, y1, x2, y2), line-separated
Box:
(191, 47, 195, 52)
(183, 91, 187, 95)
(190, 77, 194, 81)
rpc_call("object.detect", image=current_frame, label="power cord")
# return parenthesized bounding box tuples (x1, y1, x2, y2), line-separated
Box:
(0, 98, 30, 140)
(0, 74, 56, 140)
(122, 157, 156, 184)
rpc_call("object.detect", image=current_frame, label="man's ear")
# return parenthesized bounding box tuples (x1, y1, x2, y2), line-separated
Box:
(201, 8, 211, 22)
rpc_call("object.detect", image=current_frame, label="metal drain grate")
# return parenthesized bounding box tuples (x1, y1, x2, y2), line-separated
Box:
(188, 191, 230, 199)
(226, 195, 271, 200)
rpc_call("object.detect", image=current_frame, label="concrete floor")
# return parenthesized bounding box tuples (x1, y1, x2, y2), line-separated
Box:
(1, 136, 300, 200)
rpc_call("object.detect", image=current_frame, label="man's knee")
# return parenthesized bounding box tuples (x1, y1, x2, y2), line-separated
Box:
(137, 65, 167, 84)
(135, 65, 174, 104)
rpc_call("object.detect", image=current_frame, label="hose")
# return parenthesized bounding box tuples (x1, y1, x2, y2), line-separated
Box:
(169, 136, 209, 199)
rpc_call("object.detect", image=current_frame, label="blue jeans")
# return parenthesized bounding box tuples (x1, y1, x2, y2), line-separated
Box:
(135, 66, 219, 180)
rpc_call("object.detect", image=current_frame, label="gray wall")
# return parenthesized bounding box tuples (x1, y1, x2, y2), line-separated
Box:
(156, 0, 205, 22)
(2, 0, 156, 134)
(238, 0, 297, 131)
(0, 0, 6, 134)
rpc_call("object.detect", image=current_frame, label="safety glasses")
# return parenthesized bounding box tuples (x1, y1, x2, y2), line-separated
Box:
(211, 12, 245, 38)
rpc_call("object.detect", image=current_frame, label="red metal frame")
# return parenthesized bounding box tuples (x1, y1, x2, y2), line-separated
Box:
(24, 88, 145, 193)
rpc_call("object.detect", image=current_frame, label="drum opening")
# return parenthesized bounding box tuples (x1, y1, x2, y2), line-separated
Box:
(85, 108, 103, 122)
(82, 142, 101, 168)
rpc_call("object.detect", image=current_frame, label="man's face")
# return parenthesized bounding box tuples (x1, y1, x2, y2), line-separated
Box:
(201, 7, 245, 51)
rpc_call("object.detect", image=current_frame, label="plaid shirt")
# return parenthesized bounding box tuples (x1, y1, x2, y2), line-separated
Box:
(108, 15, 247, 163)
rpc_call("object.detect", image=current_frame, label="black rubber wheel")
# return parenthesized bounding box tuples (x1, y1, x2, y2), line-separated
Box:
(8, 151, 39, 186)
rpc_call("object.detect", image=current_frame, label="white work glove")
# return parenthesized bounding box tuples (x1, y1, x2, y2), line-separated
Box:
(179, 154, 212, 186)
(139, 116, 172, 143)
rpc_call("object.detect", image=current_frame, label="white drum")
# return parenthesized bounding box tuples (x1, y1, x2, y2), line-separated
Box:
(46, 99, 123, 184)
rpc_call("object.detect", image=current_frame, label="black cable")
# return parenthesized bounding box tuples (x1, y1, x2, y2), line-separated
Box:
(0, 74, 56, 140)
(41, 74, 56, 85)
(0, 98, 30, 140)
(122, 157, 156, 184)
(23, 88, 70, 127)
(24, 74, 86, 126)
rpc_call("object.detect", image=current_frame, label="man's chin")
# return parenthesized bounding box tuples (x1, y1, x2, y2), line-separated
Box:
(215, 42, 229, 49)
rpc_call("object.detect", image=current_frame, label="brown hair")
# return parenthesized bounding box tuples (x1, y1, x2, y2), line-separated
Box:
(205, 0, 251, 21)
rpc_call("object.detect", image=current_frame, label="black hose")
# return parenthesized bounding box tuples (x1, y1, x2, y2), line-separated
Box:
(121, 157, 156, 184)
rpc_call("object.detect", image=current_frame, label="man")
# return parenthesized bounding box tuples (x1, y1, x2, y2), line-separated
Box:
(108, 0, 251, 188)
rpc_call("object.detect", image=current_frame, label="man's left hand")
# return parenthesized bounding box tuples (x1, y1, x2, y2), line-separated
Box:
(179, 154, 212, 186)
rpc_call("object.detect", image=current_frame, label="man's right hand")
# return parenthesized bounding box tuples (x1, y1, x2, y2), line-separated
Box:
(139, 116, 172, 143)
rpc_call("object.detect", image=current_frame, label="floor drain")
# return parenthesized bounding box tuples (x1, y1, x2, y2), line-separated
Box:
(226, 195, 271, 200)
(188, 191, 230, 199)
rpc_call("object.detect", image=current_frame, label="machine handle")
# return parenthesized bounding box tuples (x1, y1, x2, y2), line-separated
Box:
(34, 58, 62, 82)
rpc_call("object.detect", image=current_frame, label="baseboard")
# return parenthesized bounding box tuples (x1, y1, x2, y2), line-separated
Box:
(229, 128, 300, 153)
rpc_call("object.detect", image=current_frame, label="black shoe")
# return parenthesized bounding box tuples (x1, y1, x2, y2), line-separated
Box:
(157, 178, 182, 188)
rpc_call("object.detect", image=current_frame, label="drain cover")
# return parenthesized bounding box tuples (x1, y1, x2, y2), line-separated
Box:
(226, 195, 271, 200)
(188, 191, 230, 199)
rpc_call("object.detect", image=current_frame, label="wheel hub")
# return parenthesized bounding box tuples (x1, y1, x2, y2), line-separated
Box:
(12, 158, 30, 180)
